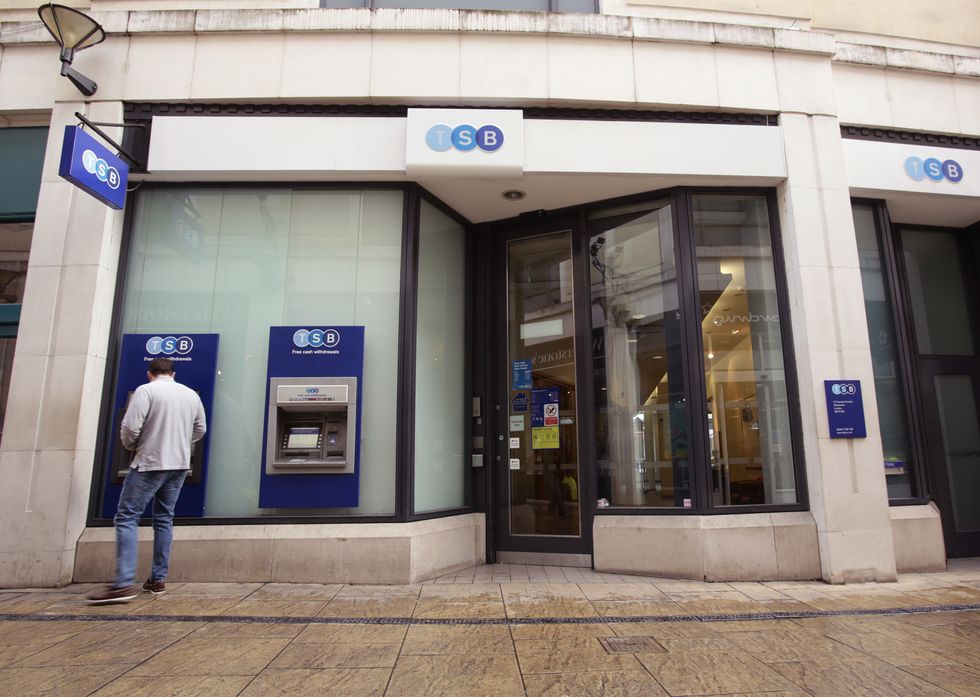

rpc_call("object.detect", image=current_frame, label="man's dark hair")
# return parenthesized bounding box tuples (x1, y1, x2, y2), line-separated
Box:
(147, 357, 175, 375)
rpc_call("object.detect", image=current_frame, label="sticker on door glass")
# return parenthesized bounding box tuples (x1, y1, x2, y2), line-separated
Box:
(509, 415, 525, 432)
(532, 426, 559, 450)
(509, 437, 520, 449)
(509, 458, 521, 470)
(511, 391, 529, 413)
(511, 360, 532, 390)
(531, 388, 559, 427)
(543, 403, 559, 426)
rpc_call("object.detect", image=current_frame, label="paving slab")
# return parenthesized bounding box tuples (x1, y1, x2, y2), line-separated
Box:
(0, 561, 977, 695)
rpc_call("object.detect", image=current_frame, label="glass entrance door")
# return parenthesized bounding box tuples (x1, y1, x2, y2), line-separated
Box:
(901, 227, 980, 557)
(492, 221, 590, 558)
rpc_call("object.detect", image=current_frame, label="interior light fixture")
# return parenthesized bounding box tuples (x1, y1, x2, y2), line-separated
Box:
(501, 189, 526, 201)
(37, 3, 105, 96)
(631, 314, 646, 320)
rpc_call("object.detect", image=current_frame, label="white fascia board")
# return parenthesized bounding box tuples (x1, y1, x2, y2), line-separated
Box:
(147, 116, 407, 176)
(147, 114, 789, 182)
(842, 138, 980, 198)
(523, 120, 786, 179)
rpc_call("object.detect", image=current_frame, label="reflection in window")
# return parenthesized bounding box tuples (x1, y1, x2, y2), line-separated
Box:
(902, 229, 976, 357)
(693, 195, 796, 506)
(0, 222, 31, 441)
(507, 232, 581, 536)
(853, 204, 915, 498)
(590, 201, 691, 508)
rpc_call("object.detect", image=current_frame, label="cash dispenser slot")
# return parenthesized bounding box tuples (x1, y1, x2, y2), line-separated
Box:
(266, 377, 357, 475)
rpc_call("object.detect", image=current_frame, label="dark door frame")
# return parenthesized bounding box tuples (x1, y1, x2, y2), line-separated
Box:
(893, 221, 980, 557)
(486, 210, 596, 558)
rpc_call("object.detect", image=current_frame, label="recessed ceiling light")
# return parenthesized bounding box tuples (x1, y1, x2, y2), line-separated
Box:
(631, 314, 646, 320)
(502, 189, 526, 201)
(731, 329, 740, 334)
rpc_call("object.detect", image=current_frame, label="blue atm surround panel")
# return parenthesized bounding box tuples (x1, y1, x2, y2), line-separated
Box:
(102, 333, 219, 518)
(259, 326, 364, 509)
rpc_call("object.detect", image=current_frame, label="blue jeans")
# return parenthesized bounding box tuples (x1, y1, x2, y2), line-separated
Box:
(114, 469, 188, 589)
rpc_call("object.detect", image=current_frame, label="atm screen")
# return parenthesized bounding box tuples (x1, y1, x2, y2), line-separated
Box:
(286, 426, 320, 449)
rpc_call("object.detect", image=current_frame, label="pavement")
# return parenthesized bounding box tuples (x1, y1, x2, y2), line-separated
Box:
(1, 559, 979, 696)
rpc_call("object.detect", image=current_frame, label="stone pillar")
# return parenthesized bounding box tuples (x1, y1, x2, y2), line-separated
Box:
(778, 112, 897, 583)
(0, 101, 125, 587)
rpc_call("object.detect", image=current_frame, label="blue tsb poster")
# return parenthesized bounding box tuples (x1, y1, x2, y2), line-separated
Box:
(258, 326, 364, 509)
(102, 334, 219, 518)
(824, 380, 867, 439)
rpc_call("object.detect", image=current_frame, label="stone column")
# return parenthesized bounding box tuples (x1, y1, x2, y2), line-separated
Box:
(0, 101, 125, 587)
(778, 112, 897, 583)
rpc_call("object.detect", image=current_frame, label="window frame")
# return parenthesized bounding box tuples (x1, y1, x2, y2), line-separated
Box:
(851, 198, 931, 506)
(483, 186, 808, 517)
(592, 187, 808, 515)
(88, 181, 477, 527)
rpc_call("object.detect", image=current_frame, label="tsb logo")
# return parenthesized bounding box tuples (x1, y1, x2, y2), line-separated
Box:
(293, 328, 341, 349)
(904, 156, 963, 183)
(831, 383, 857, 396)
(146, 336, 193, 355)
(81, 149, 122, 190)
(426, 124, 504, 153)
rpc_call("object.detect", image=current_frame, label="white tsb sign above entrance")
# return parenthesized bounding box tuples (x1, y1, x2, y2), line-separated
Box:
(405, 108, 524, 177)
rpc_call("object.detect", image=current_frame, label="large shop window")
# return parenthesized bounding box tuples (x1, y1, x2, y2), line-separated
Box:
(852, 203, 917, 499)
(118, 188, 403, 516)
(591, 192, 800, 510)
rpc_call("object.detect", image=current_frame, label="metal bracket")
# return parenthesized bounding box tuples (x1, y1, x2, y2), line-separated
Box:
(74, 112, 145, 170)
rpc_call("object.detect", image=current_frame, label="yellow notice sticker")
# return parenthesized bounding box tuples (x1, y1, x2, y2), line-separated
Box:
(531, 426, 559, 450)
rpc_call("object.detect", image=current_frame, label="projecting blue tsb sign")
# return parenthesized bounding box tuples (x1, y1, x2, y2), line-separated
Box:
(58, 126, 128, 210)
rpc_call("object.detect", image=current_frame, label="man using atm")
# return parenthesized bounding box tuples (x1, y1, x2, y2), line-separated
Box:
(87, 357, 206, 604)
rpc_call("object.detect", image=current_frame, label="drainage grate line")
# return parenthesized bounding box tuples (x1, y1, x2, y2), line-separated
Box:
(2, 602, 978, 627)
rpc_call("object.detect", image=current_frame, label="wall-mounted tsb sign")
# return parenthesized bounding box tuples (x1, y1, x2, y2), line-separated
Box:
(824, 380, 867, 439)
(405, 108, 523, 177)
(58, 126, 128, 210)
(904, 155, 963, 183)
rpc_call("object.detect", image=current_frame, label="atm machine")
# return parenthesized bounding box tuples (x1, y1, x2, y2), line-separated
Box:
(259, 326, 364, 509)
(266, 377, 357, 474)
(101, 333, 218, 518)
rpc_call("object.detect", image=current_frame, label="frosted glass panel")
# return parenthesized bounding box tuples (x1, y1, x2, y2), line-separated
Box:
(120, 188, 403, 516)
(852, 204, 915, 498)
(414, 201, 466, 513)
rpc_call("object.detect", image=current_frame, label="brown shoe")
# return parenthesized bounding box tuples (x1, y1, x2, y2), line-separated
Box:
(142, 579, 166, 595)
(86, 585, 138, 605)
